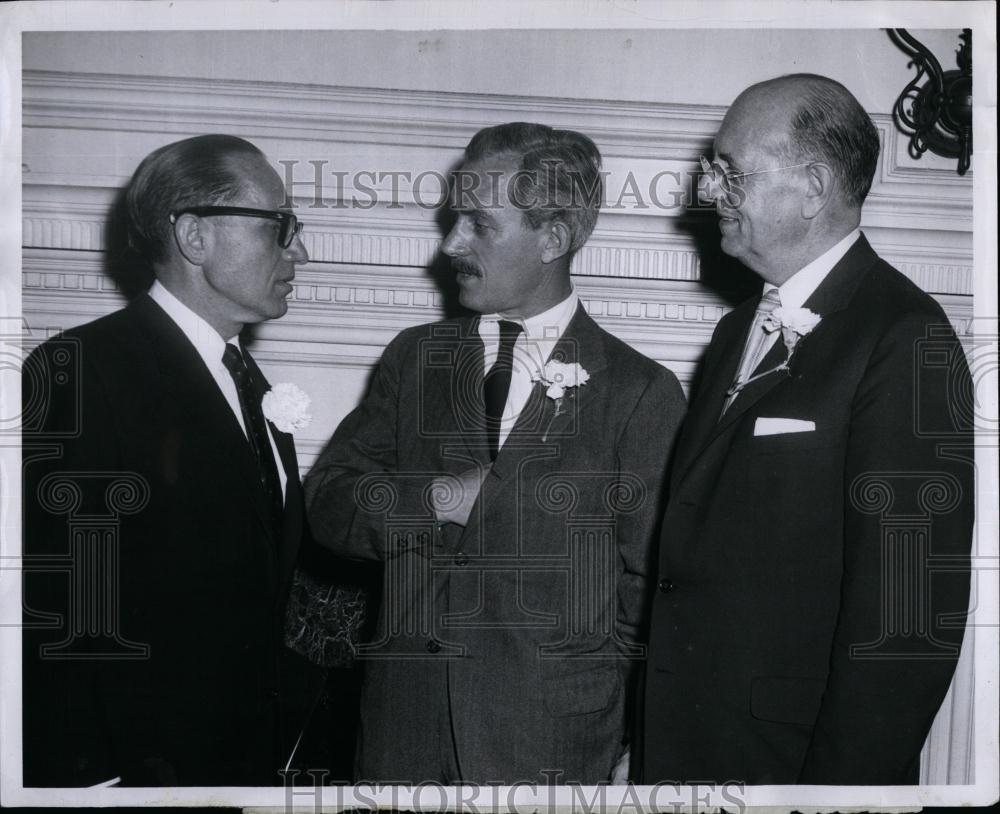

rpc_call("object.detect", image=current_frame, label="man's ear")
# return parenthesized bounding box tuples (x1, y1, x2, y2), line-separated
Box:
(172, 213, 207, 265)
(801, 162, 836, 220)
(540, 219, 572, 264)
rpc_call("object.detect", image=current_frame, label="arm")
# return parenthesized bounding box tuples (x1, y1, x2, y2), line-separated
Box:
(22, 337, 120, 785)
(610, 365, 685, 778)
(304, 333, 431, 561)
(798, 313, 973, 783)
(615, 366, 687, 648)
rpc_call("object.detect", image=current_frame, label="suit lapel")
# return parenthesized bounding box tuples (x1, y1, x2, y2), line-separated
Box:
(242, 348, 306, 589)
(489, 304, 608, 483)
(671, 298, 755, 483)
(799, 233, 878, 317)
(713, 327, 791, 437)
(133, 295, 280, 548)
(676, 234, 880, 485)
(421, 318, 490, 466)
(242, 346, 298, 491)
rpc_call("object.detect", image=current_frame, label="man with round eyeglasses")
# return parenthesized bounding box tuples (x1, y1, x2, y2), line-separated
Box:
(641, 74, 973, 785)
(22, 134, 326, 785)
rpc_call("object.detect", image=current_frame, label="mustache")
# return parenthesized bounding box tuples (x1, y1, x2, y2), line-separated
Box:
(452, 258, 482, 276)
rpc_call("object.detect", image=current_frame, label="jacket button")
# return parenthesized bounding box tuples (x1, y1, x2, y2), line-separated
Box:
(426, 639, 441, 654)
(454, 552, 469, 566)
(658, 578, 674, 593)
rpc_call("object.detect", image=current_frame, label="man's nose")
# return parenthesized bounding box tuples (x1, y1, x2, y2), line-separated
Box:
(441, 222, 466, 257)
(284, 233, 309, 264)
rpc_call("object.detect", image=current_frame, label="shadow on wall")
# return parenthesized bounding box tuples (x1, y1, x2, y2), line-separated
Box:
(678, 208, 760, 307)
(104, 184, 156, 300)
(676, 140, 761, 308)
(427, 156, 469, 321)
(673, 189, 761, 403)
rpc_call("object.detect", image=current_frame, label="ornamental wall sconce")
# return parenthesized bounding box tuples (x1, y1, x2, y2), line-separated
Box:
(888, 29, 972, 176)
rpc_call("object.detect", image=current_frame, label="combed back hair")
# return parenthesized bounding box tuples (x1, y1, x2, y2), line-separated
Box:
(462, 122, 603, 253)
(126, 134, 264, 264)
(779, 74, 881, 206)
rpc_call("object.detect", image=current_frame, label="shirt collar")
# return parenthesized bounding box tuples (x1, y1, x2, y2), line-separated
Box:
(765, 228, 861, 308)
(148, 280, 232, 367)
(480, 290, 579, 341)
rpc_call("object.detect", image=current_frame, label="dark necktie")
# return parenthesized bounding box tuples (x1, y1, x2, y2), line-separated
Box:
(222, 343, 285, 535)
(483, 319, 523, 461)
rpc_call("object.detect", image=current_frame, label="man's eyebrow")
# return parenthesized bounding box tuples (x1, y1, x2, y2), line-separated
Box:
(452, 205, 493, 219)
(716, 151, 737, 166)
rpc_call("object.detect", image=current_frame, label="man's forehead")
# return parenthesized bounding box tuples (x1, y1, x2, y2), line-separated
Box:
(715, 105, 788, 165)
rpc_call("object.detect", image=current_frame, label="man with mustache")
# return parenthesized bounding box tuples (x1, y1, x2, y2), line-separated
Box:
(22, 134, 324, 785)
(640, 74, 973, 785)
(306, 122, 685, 783)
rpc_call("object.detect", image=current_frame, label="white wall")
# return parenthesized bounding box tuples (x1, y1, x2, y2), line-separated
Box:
(23, 29, 968, 112)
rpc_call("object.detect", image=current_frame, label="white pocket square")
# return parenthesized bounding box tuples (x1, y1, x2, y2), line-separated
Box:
(754, 417, 816, 436)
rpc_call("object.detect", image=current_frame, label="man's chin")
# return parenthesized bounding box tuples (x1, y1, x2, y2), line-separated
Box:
(265, 300, 290, 320)
(718, 232, 744, 260)
(457, 290, 484, 312)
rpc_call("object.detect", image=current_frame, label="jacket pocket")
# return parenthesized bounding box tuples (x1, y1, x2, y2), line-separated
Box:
(750, 675, 826, 726)
(542, 664, 620, 718)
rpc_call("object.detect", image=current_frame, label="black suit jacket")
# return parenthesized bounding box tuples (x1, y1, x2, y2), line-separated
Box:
(641, 235, 973, 785)
(22, 293, 322, 786)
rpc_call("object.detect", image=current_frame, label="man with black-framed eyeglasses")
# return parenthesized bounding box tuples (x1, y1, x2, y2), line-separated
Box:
(641, 74, 972, 786)
(22, 134, 334, 786)
(168, 205, 305, 251)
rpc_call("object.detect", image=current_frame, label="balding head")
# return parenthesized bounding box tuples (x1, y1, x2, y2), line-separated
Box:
(707, 74, 879, 282)
(732, 74, 880, 208)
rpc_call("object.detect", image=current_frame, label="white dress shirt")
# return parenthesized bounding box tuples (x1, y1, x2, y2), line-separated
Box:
(477, 290, 580, 451)
(149, 281, 287, 497)
(755, 228, 861, 360)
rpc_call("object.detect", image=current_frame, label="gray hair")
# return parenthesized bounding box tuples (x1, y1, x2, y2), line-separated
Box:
(779, 74, 881, 206)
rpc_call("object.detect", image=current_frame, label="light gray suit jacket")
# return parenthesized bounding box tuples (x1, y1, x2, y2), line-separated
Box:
(306, 305, 685, 783)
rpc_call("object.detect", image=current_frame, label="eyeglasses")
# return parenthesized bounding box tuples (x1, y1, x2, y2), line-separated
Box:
(169, 206, 304, 249)
(699, 156, 812, 205)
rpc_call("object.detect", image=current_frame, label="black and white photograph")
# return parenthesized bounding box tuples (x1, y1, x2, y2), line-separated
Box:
(1, 1, 996, 810)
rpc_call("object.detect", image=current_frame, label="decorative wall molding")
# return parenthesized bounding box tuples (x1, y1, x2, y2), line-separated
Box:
(20, 70, 975, 185)
(21, 69, 974, 299)
(21, 202, 973, 295)
(23, 70, 973, 222)
(21, 69, 723, 156)
(22, 248, 975, 351)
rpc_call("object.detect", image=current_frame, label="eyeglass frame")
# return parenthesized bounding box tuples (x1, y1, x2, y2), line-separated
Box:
(169, 206, 304, 249)
(699, 156, 813, 204)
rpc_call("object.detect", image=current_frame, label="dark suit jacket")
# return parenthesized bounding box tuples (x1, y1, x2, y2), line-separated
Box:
(22, 293, 323, 786)
(641, 235, 973, 785)
(305, 305, 686, 784)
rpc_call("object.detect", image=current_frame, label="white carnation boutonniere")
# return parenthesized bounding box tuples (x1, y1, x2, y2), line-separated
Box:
(728, 307, 822, 397)
(262, 382, 312, 434)
(763, 306, 823, 355)
(531, 361, 590, 439)
(531, 360, 590, 401)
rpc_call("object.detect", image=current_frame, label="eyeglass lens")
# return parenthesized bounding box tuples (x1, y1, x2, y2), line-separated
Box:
(278, 214, 301, 248)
